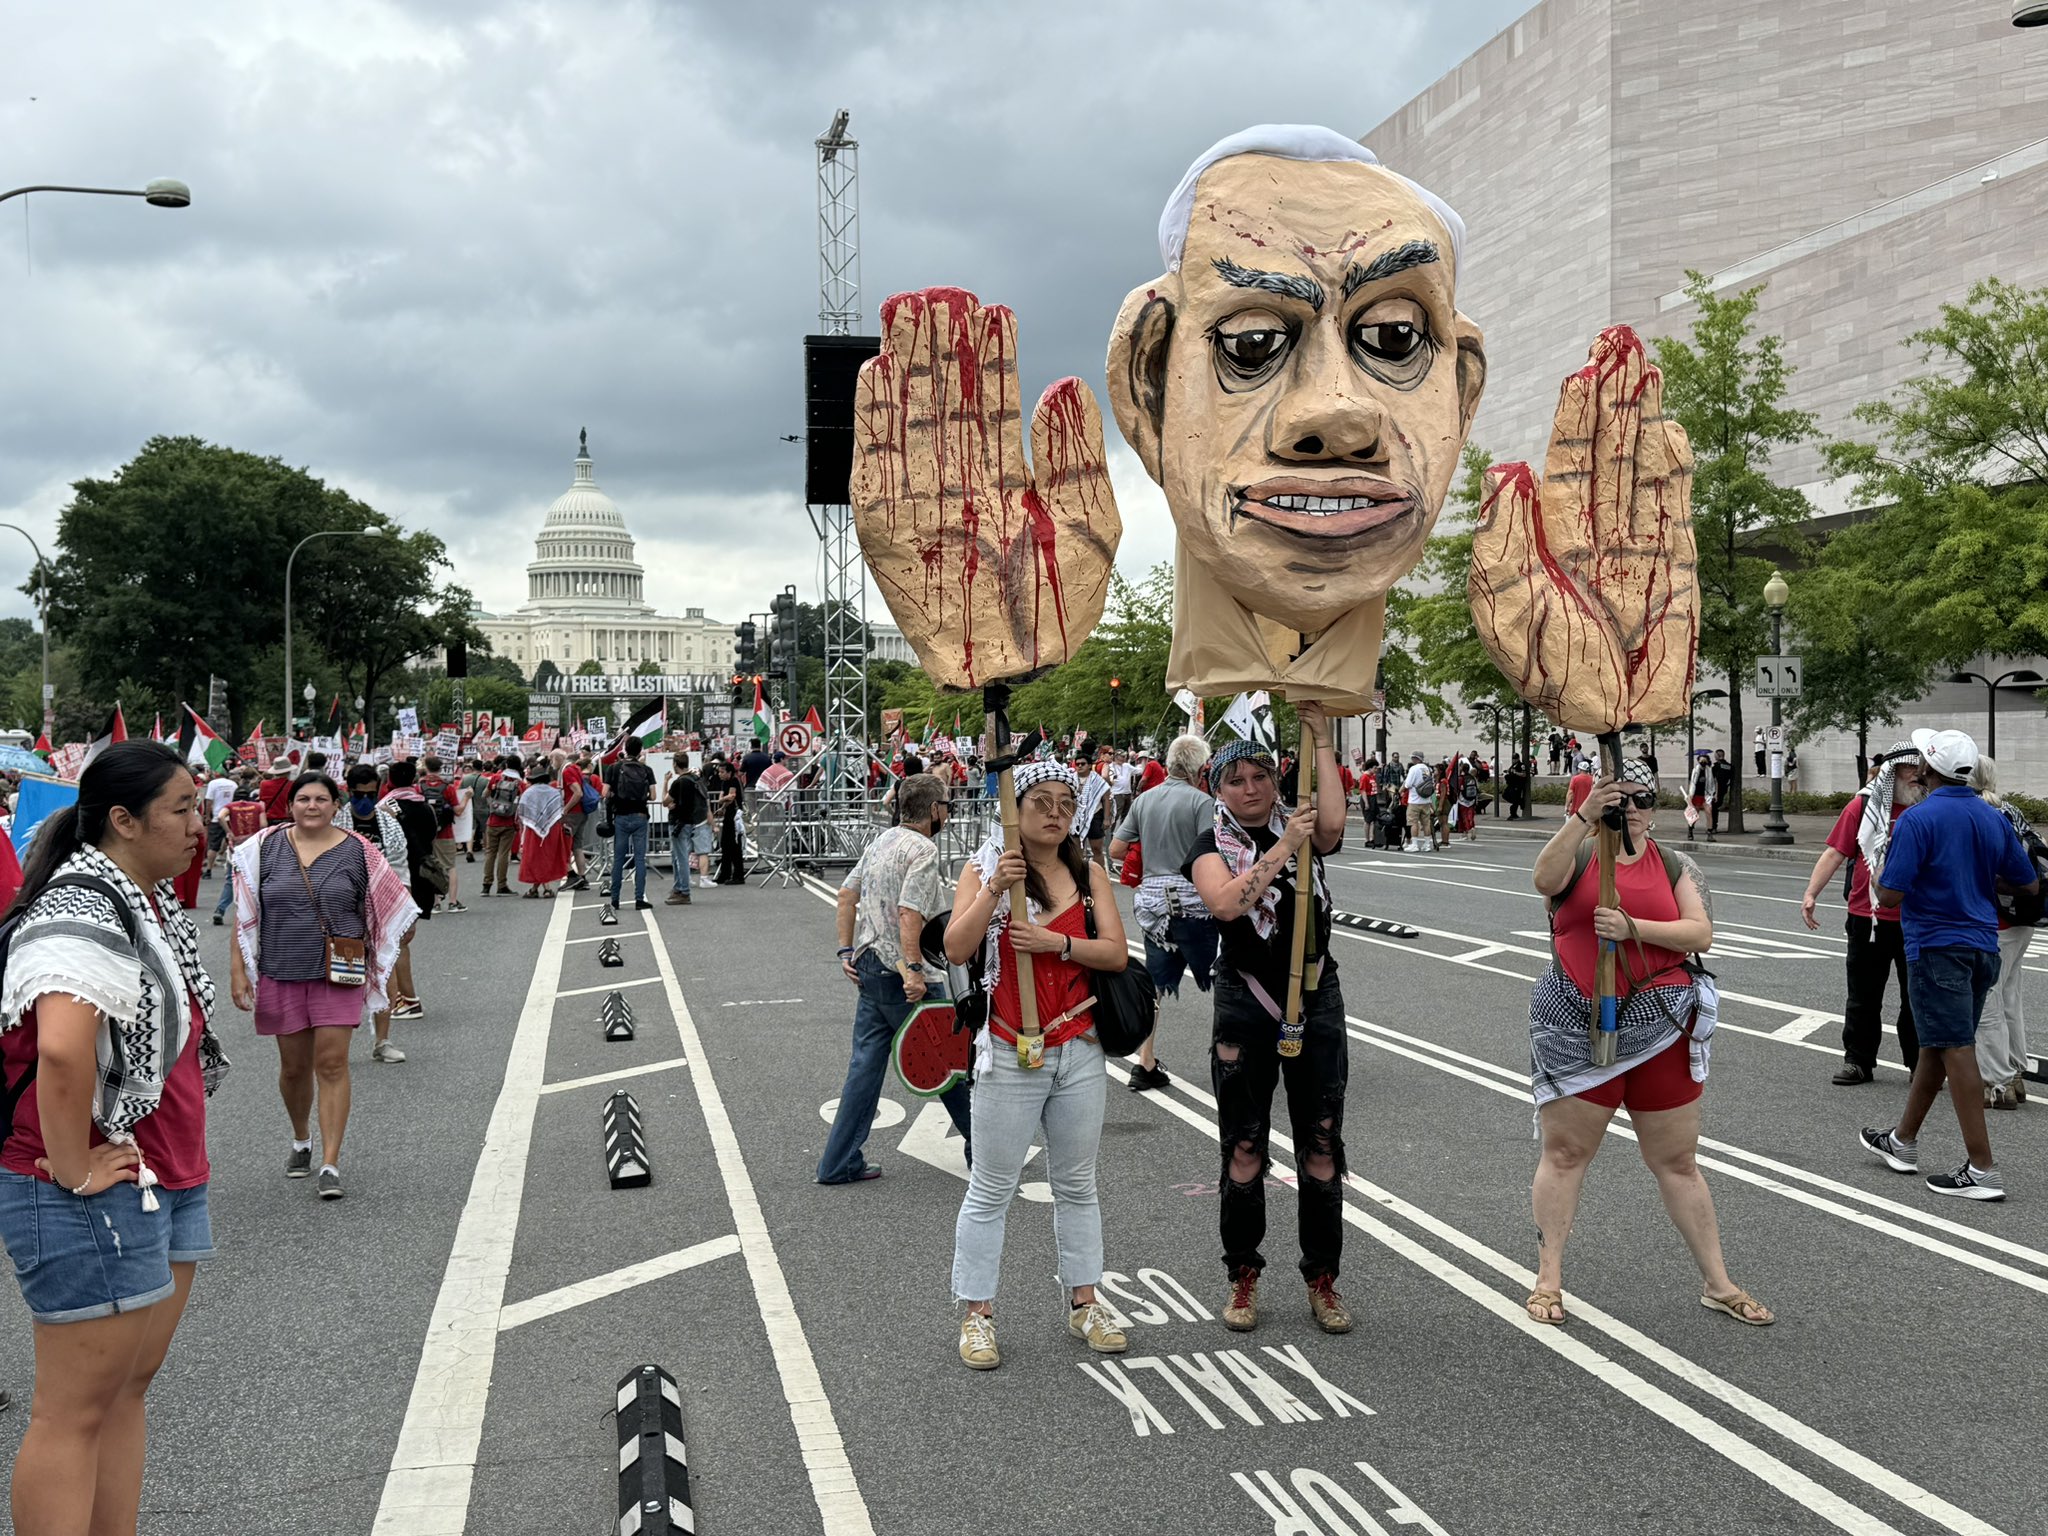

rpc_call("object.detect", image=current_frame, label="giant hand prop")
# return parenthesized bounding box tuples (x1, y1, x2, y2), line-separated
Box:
(1469, 326, 1699, 1067)
(850, 287, 1123, 1067)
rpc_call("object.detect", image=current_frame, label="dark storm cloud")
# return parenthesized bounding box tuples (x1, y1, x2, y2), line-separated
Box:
(0, 0, 1533, 625)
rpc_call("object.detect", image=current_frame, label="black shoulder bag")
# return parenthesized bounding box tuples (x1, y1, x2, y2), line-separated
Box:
(1080, 890, 1157, 1057)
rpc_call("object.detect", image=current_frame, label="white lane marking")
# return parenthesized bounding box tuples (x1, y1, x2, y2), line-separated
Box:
(721, 997, 806, 1007)
(556, 975, 665, 998)
(1446, 944, 1507, 963)
(538, 1057, 690, 1096)
(372, 892, 576, 1535)
(1344, 1021, 2048, 1298)
(1772, 1012, 1836, 1041)
(498, 1235, 742, 1333)
(1124, 1069, 1947, 1536)
(639, 910, 874, 1533)
(564, 929, 648, 946)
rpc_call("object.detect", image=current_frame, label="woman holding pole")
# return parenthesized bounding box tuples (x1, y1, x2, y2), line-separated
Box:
(1185, 707, 1350, 1336)
(1524, 760, 1771, 1327)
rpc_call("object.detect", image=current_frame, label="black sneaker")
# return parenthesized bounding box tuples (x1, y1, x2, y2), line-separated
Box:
(1927, 1164, 2004, 1201)
(1126, 1065, 1170, 1093)
(1831, 1057, 1874, 1086)
(285, 1146, 313, 1179)
(635, 900, 654, 910)
(1859, 1127, 1918, 1173)
(317, 1168, 344, 1200)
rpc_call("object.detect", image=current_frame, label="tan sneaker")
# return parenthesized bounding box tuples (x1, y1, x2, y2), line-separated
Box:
(958, 1312, 999, 1370)
(1068, 1301, 1128, 1354)
(1307, 1274, 1353, 1334)
(1223, 1265, 1259, 1332)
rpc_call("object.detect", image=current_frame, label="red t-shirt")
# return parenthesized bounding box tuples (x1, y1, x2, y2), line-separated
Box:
(1137, 762, 1167, 795)
(560, 765, 585, 819)
(1552, 842, 1690, 998)
(1565, 773, 1595, 817)
(1824, 795, 1901, 923)
(2, 988, 210, 1190)
(258, 774, 295, 824)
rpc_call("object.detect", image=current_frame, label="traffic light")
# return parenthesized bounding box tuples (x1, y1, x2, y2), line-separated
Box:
(736, 620, 757, 670)
(770, 588, 799, 671)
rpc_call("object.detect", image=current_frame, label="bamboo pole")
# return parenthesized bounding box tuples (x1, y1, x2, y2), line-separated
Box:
(1592, 731, 1623, 1067)
(984, 687, 1041, 1066)
(1280, 712, 1317, 1058)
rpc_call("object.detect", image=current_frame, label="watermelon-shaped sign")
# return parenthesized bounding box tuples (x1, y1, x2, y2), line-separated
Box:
(892, 1000, 971, 1098)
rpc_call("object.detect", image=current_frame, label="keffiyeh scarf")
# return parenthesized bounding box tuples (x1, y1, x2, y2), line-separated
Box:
(231, 824, 419, 1017)
(1211, 797, 1327, 943)
(1856, 740, 1919, 885)
(0, 846, 227, 1202)
(518, 782, 564, 838)
(1071, 770, 1110, 840)
(967, 760, 1081, 997)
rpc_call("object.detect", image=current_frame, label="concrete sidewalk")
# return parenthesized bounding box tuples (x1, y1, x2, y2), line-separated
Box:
(1412, 806, 1842, 866)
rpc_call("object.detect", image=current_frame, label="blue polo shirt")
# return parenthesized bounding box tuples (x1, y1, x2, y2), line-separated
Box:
(1878, 785, 2035, 960)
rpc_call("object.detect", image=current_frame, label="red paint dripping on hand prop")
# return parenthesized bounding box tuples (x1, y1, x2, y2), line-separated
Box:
(1468, 326, 1698, 734)
(851, 288, 1120, 691)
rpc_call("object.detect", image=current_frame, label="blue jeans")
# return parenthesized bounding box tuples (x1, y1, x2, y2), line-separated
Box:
(609, 814, 649, 906)
(215, 873, 235, 919)
(818, 951, 970, 1182)
(1905, 943, 2000, 1052)
(671, 838, 691, 895)
(951, 1032, 1106, 1303)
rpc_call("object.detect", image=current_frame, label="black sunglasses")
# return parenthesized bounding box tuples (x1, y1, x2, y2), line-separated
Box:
(1624, 791, 1657, 810)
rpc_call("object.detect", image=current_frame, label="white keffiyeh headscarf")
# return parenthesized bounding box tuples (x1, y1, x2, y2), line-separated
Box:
(1857, 741, 1920, 881)
(966, 760, 1081, 996)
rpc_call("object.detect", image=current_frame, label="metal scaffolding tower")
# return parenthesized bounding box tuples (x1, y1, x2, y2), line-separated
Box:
(810, 110, 871, 826)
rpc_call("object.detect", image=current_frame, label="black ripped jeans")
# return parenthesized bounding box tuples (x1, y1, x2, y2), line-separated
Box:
(1210, 966, 1348, 1283)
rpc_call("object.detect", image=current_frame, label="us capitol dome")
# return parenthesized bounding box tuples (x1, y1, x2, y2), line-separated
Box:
(472, 429, 736, 680)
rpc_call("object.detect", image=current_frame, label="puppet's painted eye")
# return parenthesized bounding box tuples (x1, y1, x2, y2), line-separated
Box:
(1353, 321, 1423, 362)
(1215, 327, 1291, 376)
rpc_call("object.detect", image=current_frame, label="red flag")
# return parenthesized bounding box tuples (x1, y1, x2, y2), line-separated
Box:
(521, 722, 546, 742)
(803, 705, 823, 733)
(32, 733, 51, 759)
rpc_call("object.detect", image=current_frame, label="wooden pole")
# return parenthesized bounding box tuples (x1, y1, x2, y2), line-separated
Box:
(1280, 711, 1317, 1058)
(1592, 731, 1623, 1067)
(984, 687, 1041, 1067)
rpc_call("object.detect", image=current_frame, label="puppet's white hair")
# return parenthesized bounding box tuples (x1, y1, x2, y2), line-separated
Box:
(1156, 124, 1465, 278)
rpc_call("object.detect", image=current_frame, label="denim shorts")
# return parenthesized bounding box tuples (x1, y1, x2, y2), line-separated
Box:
(1144, 912, 1219, 998)
(687, 823, 716, 856)
(1905, 944, 2000, 1052)
(0, 1170, 212, 1324)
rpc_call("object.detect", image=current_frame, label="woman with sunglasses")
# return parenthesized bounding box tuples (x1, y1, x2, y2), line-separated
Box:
(1525, 760, 1771, 1328)
(944, 761, 1130, 1371)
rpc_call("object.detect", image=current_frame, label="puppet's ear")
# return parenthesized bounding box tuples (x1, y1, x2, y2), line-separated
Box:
(1453, 312, 1487, 436)
(1106, 280, 1176, 484)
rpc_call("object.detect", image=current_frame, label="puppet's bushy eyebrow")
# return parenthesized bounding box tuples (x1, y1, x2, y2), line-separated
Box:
(1211, 256, 1324, 312)
(1341, 239, 1440, 299)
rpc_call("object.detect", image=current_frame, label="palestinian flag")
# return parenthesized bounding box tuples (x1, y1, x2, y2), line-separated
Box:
(32, 732, 51, 761)
(184, 704, 230, 772)
(328, 694, 342, 727)
(751, 680, 773, 745)
(82, 704, 129, 769)
(601, 697, 666, 764)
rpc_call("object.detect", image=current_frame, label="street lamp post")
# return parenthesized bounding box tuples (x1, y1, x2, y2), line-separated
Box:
(1473, 702, 1509, 817)
(302, 682, 315, 737)
(285, 528, 391, 742)
(1948, 668, 2044, 760)
(1760, 571, 1792, 845)
(0, 523, 51, 738)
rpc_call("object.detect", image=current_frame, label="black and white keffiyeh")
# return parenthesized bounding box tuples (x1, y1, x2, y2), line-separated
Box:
(0, 846, 226, 1191)
(1857, 740, 1920, 881)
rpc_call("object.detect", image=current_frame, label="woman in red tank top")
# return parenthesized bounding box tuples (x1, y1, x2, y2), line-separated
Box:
(1523, 761, 1772, 1330)
(943, 760, 1132, 1372)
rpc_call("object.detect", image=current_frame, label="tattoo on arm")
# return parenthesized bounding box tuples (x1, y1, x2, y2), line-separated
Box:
(1677, 854, 1712, 921)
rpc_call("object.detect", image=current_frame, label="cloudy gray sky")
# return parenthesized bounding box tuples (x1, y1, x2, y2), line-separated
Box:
(0, 0, 1533, 634)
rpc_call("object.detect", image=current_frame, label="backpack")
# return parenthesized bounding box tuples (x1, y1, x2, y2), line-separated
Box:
(2002, 811, 2048, 928)
(426, 780, 456, 832)
(0, 875, 142, 1146)
(580, 773, 600, 814)
(1414, 765, 1437, 801)
(487, 774, 523, 821)
(669, 775, 706, 826)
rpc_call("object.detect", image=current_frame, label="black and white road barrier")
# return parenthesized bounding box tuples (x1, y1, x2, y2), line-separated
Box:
(603, 1090, 651, 1188)
(1331, 910, 1420, 940)
(598, 937, 625, 967)
(599, 905, 620, 927)
(601, 990, 636, 1042)
(616, 1364, 692, 1536)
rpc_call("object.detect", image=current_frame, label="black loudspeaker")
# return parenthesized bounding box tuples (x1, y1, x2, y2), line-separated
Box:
(446, 638, 468, 680)
(804, 334, 880, 507)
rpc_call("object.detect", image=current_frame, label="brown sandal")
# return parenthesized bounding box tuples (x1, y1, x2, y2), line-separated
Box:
(1525, 1288, 1566, 1326)
(1700, 1288, 1774, 1326)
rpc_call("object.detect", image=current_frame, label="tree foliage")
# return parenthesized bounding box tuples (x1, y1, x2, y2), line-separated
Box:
(40, 436, 481, 741)
(1652, 275, 1816, 830)
(1387, 442, 1514, 730)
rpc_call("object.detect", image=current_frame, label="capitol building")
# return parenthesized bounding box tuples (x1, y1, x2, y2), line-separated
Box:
(474, 431, 736, 678)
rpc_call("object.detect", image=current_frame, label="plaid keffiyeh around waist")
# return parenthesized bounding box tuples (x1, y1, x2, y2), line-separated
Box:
(1133, 874, 1206, 948)
(1527, 967, 1700, 1113)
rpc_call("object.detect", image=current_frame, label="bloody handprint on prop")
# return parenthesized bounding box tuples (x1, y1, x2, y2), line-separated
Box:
(851, 288, 1120, 692)
(1468, 326, 1698, 734)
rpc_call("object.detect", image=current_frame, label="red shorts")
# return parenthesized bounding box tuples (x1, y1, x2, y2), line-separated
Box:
(255, 976, 365, 1036)
(1573, 1036, 1701, 1113)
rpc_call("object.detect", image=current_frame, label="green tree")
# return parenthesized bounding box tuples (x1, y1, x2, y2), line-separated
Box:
(574, 658, 603, 676)
(1653, 274, 1817, 832)
(532, 658, 564, 691)
(1826, 277, 2048, 669)
(1388, 443, 1515, 728)
(634, 658, 661, 677)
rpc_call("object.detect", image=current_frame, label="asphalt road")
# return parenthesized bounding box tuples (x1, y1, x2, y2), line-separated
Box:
(2, 818, 2044, 1536)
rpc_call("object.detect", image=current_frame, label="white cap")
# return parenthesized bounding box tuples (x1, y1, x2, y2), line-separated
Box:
(1911, 727, 1979, 780)
(1156, 124, 1465, 276)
